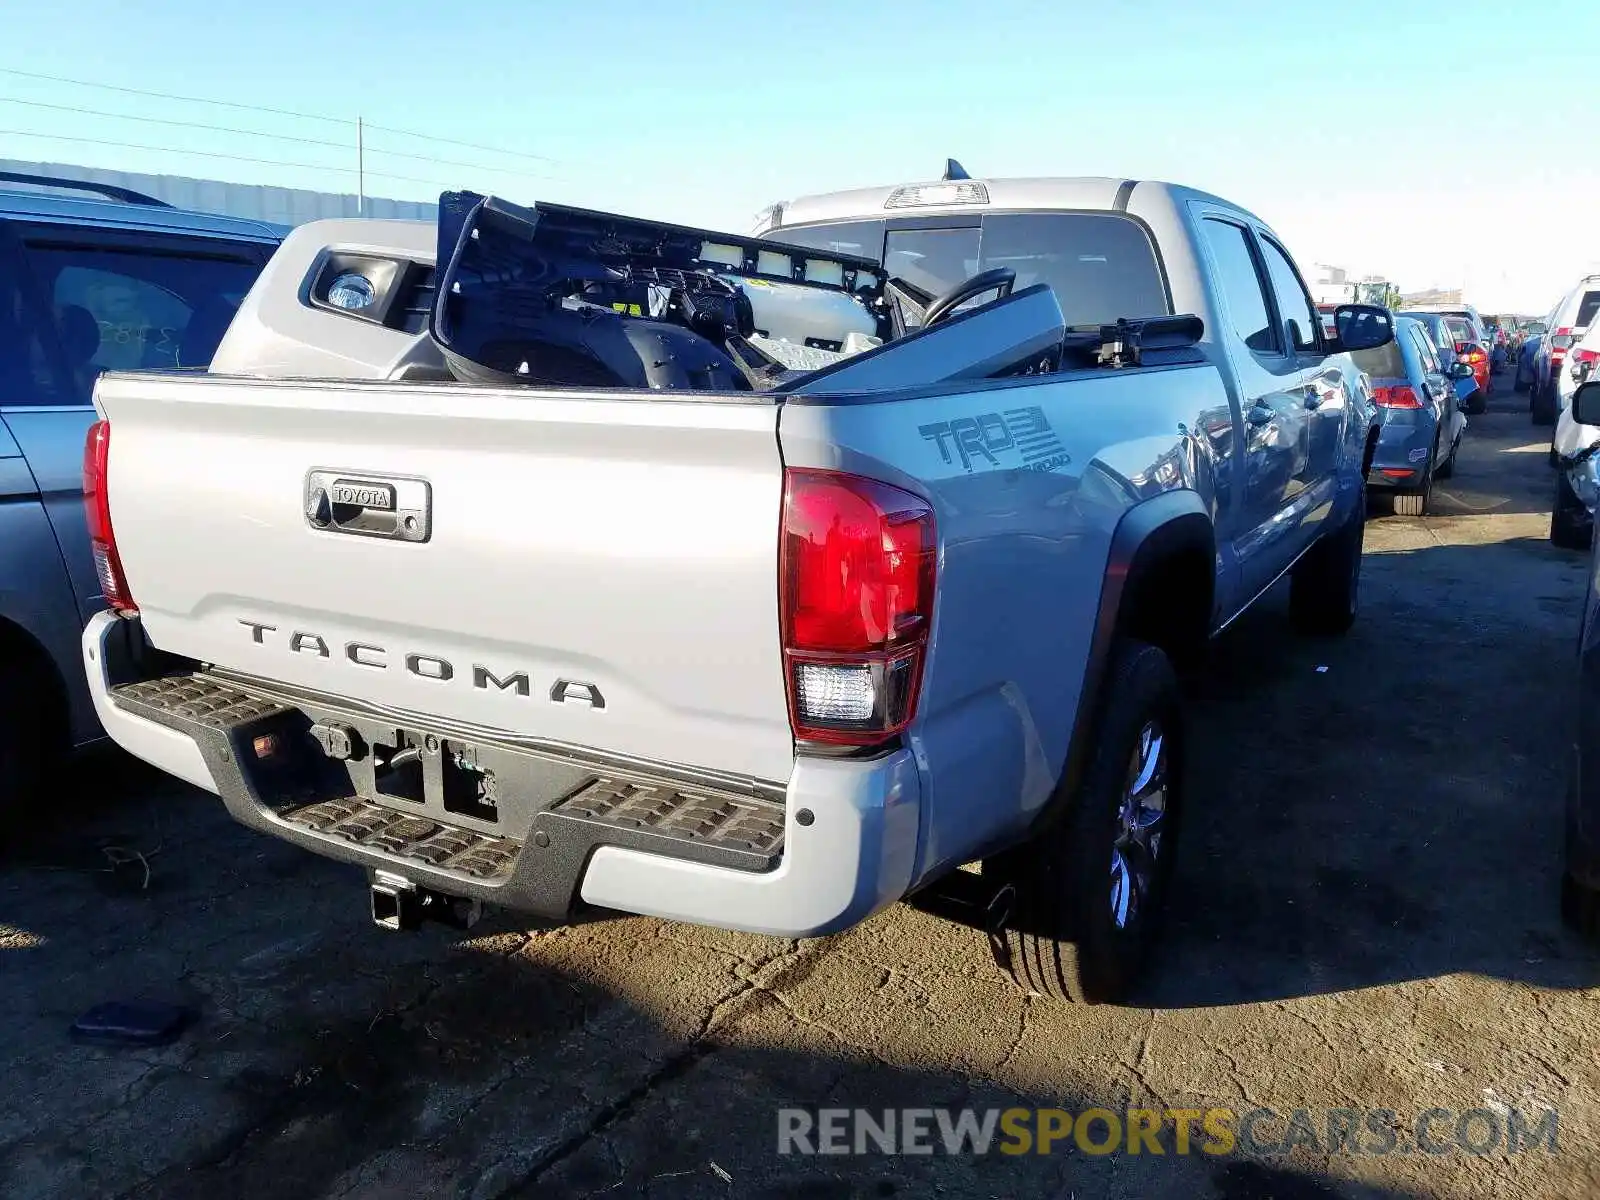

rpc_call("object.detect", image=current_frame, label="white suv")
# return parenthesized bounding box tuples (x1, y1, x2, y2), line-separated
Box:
(1533, 275, 1600, 425)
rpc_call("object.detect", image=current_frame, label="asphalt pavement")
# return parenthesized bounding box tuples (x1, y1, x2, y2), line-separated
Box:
(2, 371, 1596, 1200)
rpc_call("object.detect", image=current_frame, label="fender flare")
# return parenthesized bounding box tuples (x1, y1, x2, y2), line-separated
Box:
(1030, 490, 1214, 836)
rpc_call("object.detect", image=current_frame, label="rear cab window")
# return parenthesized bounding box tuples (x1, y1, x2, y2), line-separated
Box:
(776, 211, 1171, 330)
(15, 233, 266, 404)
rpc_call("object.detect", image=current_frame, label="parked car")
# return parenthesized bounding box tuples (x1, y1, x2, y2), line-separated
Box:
(1350, 314, 1470, 516)
(1442, 315, 1493, 403)
(78, 171, 1394, 1005)
(1403, 303, 1490, 346)
(1402, 309, 1484, 412)
(0, 172, 279, 815)
(1561, 378, 1600, 938)
(1404, 307, 1492, 403)
(1516, 331, 1545, 394)
(1531, 276, 1600, 425)
(1550, 323, 1600, 483)
(1564, 320, 1600, 395)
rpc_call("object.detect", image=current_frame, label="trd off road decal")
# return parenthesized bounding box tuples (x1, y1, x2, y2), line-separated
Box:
(918, 405, 1071, 474)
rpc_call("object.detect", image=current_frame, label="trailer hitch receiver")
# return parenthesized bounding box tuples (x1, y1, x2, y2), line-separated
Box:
(369, 870, 483, 932)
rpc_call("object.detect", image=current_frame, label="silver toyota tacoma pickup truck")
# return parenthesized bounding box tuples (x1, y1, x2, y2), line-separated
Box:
(80, 168, 1393, 1004)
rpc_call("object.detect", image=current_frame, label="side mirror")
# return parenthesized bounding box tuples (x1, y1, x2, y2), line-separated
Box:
(1332, 303, 1394, 352)
(1451, 361, 1475, 379)
(1573, 380, 1600, 427)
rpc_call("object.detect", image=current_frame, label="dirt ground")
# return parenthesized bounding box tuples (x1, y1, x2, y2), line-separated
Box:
(3, 376, 1597, 1200)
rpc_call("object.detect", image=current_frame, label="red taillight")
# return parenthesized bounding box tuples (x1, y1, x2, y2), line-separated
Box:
(82, 419, 137, 615)
(1457, 345, 1486, 364)
(780, 468, 936, 746)
(1373, 385, 1423, 409)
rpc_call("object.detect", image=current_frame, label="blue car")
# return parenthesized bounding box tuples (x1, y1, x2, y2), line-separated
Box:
(1516, 331, 1545, 395)
(1352, 314, 1472, 516)
(1, 172, 279, 814)
(1400, 309, 1485, 415)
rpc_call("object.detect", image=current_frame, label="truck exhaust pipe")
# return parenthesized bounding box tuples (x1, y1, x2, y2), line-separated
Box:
(369, 870, 483, 932)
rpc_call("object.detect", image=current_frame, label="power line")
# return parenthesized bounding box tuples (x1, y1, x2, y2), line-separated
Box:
(0, 93, 559, 180)
(0, 127, 456, 191)
(0, 65, 563, 165)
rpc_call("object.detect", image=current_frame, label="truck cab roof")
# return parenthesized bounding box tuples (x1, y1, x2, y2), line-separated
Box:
(757, 174, 1267, 234)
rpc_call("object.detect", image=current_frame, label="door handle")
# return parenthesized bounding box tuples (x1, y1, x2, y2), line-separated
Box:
(304, 470, 432, 543)
(1247, 402, 1275, 427)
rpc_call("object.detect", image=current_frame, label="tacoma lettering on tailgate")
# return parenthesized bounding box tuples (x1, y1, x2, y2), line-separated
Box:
(918, 405, 1071, 474)
(236, 620, 606, 710)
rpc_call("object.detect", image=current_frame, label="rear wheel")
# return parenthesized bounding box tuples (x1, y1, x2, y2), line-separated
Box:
(1533, 380, 1557, 426)
(1435, 434, 1459, 480)
(988, 639, 1182, 1005)
(1549, 470, 1593, 550)
(1289, 501, 1364, 635)
(1466, 389, 1488, 415)
(0, 661, 49, 825)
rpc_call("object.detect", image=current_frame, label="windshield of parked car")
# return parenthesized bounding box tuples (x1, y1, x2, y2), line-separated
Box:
(1351, 328, 1410, 380)
(774, 212, 1171, 329)
(1444, 316, 1476, 345)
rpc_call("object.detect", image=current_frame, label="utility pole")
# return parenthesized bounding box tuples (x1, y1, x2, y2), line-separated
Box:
(356, 115, 365, 216)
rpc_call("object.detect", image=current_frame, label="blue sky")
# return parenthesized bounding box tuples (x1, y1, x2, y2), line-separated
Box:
(4, 0, 1597, 310)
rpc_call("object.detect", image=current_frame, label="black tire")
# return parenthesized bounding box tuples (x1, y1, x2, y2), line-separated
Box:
(1533, 381, 1557, 426)
(1435, 436, 1458, 480)
(989, 639, 1183, 1005)
(0, 664, 48, 824)
(1466, 389, 1488, 415)
(1289, 501, 1365, 636)
(1549, 470, 1593, 550)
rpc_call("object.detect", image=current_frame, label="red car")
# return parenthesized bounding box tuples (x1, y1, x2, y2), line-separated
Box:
(1444, 316, 1491, 397)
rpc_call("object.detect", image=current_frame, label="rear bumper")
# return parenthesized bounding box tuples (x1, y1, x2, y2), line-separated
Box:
(83, 612, 920, 938)
(1365, 417, 1435, 489)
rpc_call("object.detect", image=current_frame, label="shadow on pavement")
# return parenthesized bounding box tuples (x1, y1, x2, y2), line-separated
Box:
(1147, 535, 1600, 1009)
(0, 758, 1441, 1200)
(0, 926, 1434, 1200)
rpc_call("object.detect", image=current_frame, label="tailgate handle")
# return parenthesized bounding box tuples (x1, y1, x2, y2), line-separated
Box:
(305, 470, 431, 543)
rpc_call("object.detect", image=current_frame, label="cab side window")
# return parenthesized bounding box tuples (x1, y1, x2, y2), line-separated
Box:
(1201, 218, 1277, 355)
(1257, 236, 1321, 355)
(0, 229, 74, 407)
(20, 240, 263, 403)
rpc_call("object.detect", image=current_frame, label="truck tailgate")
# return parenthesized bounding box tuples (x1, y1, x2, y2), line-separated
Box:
(93, 373, 795, 784)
